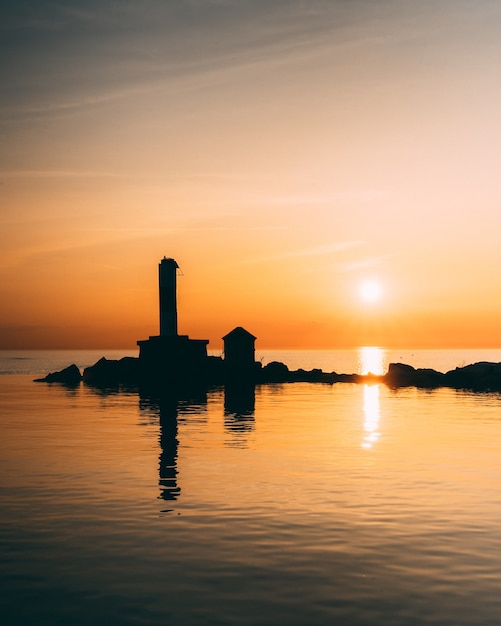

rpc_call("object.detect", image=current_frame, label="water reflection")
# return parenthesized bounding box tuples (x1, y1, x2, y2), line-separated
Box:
(362, 384, 381, 449)
(358, 346, 386, 375)
(157, 396, 181, 501)
(224, 383, 256, 447)
(138, 394, 199, 502)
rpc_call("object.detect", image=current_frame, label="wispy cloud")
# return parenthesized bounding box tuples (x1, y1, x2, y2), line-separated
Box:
(255, 241, 363, 264)
(0, 1, 405, 123)
(284, 242, 363, 258)
(261, 191, 389, 207)
(87, 225, 285, 232)
(336, 253, 396, 272)
(0, 169, 122, 179)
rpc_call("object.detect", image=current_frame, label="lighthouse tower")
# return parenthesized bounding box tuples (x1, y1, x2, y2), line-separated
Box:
(137, 257, 209, 382)
(159, 257, 179, 336)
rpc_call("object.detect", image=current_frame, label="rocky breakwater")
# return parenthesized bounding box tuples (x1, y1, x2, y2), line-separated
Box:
(34, 358, 501, 393)
(256, 360, 501, 391)
(384, 361, 501, 392)
(33, 357, 140, 387)
(258, 361, 366, 384)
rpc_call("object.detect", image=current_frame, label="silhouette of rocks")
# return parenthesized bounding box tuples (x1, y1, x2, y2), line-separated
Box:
(258, 361, 340, 383)
(384, 363, 445, 388)
(258, 363, 368, 384)
(34, 354, 501, 394)
(34, 364, 82, 384)
(290, 367, 329, 382)
(83, 356, 140, 386)
(444, 361, 501, 391)
(383, 361, 501, 392)
(258, 360, 501, 391)
(260, 361, 290, 382)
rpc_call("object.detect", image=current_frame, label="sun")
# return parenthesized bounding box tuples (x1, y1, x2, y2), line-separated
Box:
(358, 279, 383, 303)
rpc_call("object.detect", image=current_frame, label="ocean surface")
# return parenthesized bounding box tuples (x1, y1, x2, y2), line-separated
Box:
(1, 348, 501, 625)
(4, 347, 501, 376)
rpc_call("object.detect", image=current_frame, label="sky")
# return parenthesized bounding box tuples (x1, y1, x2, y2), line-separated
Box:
(2, 0, 501, 350)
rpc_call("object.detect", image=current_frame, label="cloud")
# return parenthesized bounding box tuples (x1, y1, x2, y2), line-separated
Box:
(256, 241, 363, 264)
(261, 191, 389, 207)
(0, 169, 122, 178)
(0, 0, 399, 121)
(336, 254, 396, 273)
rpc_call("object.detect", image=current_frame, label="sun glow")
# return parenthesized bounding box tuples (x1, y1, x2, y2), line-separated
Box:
(358, 346, 386, 376)
(359, 280, 383, 303)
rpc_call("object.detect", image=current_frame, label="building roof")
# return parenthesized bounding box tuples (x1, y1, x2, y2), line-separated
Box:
(160, 257, 179, 268)
(222, 326, 257, 341)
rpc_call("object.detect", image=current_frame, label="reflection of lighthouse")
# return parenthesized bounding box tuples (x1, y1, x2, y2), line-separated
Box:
(159, 257, 179, 337)
(158, 395, 181, 501)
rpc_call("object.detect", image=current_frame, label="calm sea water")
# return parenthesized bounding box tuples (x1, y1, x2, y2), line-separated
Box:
(3, 347, 501, 376)
(1, 349, 501, 625)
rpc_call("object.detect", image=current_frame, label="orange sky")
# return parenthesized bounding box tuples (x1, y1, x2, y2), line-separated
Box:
(2, 1, 501, 350)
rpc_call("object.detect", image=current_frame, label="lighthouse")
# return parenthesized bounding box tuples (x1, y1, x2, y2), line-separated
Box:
(137, 257, 209, 382)
(159, 257, 179, 336)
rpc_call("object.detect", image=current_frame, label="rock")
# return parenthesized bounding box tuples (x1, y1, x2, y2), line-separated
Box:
(384, 363, 444, 388)
(290, 368, 339, 383)
(83, 356, 140, 386)
(444, 362, 501, 391)
(384, 363, 417, 387)
(34, 364, 82, 384)
(260, 361, 290, 382)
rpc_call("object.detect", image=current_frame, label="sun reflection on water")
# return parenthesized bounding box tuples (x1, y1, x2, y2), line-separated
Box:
(358, 346, 386, 375)
(362, 384, 381, 449)
(358, 346, 384, 449)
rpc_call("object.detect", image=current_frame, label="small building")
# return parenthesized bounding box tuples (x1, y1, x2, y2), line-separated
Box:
(223, 327, 256, 369)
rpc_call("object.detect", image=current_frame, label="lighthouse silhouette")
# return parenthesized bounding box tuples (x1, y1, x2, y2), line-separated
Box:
(137, 257, 209, 382)
(137, 257, 259, 386)
(159, 257, 179, 337)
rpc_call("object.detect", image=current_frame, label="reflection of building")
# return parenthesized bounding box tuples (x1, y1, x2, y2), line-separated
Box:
(224, 383, 255, 415)
(157, 395, 181, 501)
(224, 383, 255, 446)
(139, 390, 208, 502)
(138, 394, 181, 501)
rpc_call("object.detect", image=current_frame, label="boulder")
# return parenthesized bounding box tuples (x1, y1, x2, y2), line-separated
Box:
(444, 362, 501, 391)
(83, 356, 140, 385)
(260, 361, 290, 383)
(34, 364, 82, 384)
(384, 363, 444, 388)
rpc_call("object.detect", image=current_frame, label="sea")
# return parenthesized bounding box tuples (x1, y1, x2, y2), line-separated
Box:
(1, 348, 501, 626)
